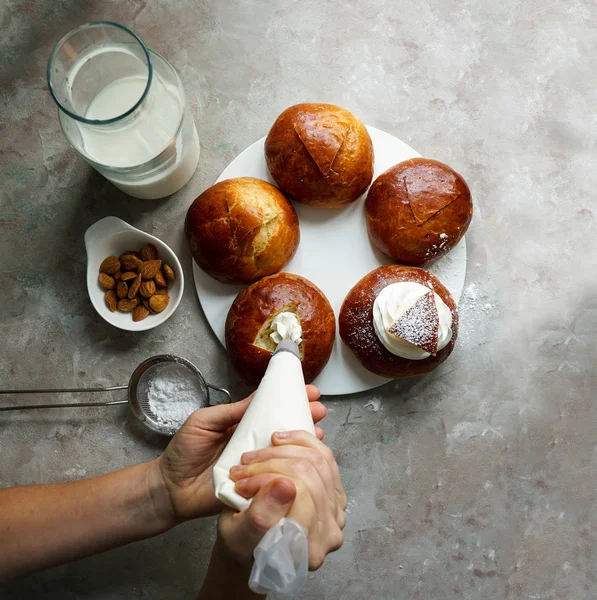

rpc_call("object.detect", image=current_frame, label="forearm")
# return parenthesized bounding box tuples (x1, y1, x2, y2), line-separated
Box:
(198, 539, 265, 600)
(0, 459, 173, 581)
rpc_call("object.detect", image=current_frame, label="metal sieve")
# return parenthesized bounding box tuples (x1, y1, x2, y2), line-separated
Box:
(0, 354, 231, 436)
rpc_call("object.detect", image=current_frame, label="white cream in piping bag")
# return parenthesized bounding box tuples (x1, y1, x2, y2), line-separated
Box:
(213, 313, 314, 511)
(373, 282, 453, 360)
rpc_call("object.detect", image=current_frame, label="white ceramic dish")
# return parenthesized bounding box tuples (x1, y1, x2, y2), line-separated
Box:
(85, 217, 184, 331)
(192, 126, 467, 395)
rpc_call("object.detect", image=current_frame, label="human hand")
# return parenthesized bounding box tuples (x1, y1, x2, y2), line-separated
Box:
(217, 430, 347, 571)
(151, 386, 327, 525)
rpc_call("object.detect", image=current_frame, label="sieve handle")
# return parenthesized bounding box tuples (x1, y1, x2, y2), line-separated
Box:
(0, 385, 128, 395)
(207, 384, 232, 405)
(0, 385, 129, 411)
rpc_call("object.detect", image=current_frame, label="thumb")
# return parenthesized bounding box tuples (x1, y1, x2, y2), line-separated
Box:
(221, 478, 297, 555)
(187, 396, 252, 431)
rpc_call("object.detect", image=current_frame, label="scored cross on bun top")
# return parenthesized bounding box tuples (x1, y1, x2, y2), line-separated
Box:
(265, 103, 374, 208)
(185, 177, 300, 284)
(366, 158, 472, 266)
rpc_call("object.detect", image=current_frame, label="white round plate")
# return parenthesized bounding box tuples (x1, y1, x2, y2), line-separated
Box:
(192, 126, 466, 395)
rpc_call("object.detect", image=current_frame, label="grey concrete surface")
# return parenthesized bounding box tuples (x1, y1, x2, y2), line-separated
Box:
(1, 0, 596, 598)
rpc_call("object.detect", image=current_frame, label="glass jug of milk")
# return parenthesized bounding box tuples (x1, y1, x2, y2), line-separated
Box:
(47, 22, 200, 199)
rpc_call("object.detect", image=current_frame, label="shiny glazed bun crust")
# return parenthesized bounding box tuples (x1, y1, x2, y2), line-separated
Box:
(265, 103, 374, 207)
(186, 177, 299, 284)
(366, 158, 472, 266)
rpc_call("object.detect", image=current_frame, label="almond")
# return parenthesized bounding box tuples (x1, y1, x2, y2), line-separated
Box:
(116, 281, 128, 300)
(121, 250, 140, 258)
(154, 287, 169, 296)
(121, 254, 143, 271)
(149, 294, 169, 313)
(132, 305, 150, 322)
(100, 256, 120, 275)
(163, 264, 175, 282)
(139, 259, 161, 279)
(120, 271, 137, 282)
(154, 269, 167, 288)
(140, 244, 159, 262)
(140, 280, 156, 298)
(105, 290, 117, 312)
(128, 273, 142, 299)
(142, 298, 156, 313)
(98, 273, 116, 290)
(113, 270, 122, 281)
(117, 298, 139, 312)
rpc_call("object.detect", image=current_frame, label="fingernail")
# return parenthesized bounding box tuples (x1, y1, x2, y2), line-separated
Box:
(229, 465, 245, 479)
(273, 430, 290, 439)
(241, 451, 256, 463)
(270, 481, 295, 504)
(235, 478, 248, 490)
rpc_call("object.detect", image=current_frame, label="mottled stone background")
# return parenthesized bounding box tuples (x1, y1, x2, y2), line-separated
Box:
(1, 0, 596, 598)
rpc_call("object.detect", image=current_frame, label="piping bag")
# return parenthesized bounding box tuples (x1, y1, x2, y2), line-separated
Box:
(213, 339, 314, 596)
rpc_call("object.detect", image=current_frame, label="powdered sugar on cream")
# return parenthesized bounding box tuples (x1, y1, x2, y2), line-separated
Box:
(373, 281, 453, 359)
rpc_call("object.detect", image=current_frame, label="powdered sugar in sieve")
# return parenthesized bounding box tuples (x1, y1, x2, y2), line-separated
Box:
(142, 362, 206, 428)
